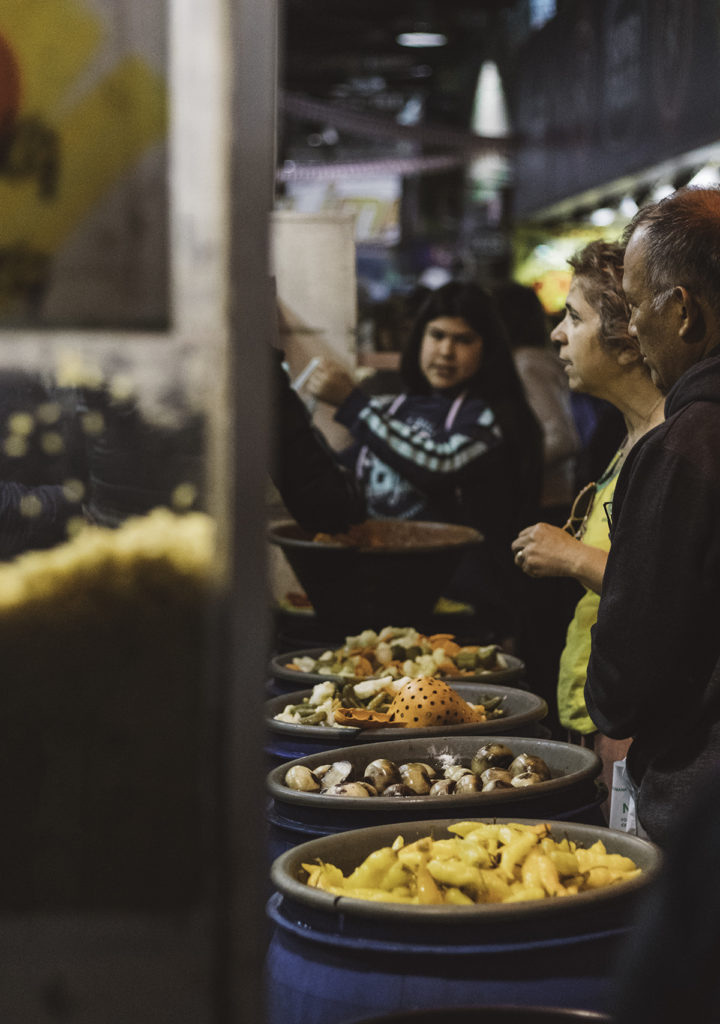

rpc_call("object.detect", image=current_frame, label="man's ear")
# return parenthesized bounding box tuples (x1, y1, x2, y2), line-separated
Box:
(675, 285, 704, 341)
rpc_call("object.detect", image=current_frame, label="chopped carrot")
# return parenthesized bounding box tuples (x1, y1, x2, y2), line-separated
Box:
(430, 639, 461, 656)
(436, 659, 459, 675)
(353, 656, 374, 677)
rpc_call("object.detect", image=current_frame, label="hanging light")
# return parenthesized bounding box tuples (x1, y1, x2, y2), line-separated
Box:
(469, 61, 511, 195)
(619, 195, 639, 218)
(471, 61, 511, 138)
(396, 29, 447, 47)
(687, 165, 720, 187)
(589, 206, 616, 227)
(650, 183, 675, 202)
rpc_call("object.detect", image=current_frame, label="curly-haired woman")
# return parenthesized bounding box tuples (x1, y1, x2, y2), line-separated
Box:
(511, 240, 665, 804)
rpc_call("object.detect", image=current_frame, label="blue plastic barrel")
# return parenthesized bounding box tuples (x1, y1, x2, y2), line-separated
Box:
(267, 892, 627, 1024)
(265, 819, 661, 1024)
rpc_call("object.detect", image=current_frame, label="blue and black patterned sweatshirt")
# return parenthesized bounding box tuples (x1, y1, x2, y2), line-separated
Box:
(334, 385, 504, 524)
(333, 384, 537, 631)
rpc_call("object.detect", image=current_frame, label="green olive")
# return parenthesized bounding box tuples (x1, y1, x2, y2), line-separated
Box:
(471, 743, 514, 775)
(508, 754, 551, 781)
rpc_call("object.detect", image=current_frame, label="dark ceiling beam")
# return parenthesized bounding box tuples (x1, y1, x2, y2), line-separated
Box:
(277, 153, 468, 181)
(280, 91, 516, 156)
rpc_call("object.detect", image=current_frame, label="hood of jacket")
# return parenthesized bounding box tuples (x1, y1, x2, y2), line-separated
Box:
(665, 344, 720, 417)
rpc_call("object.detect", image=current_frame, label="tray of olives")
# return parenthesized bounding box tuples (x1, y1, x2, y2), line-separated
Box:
(266, 735, 603, 831)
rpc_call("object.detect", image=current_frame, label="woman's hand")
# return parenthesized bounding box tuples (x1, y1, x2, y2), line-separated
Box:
(512, 522, 585, 578)
(511, 522, 608, 594)
(306, 358, 356, 407)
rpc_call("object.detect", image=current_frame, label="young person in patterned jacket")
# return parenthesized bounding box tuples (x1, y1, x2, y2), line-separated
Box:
(306, 281, 543, 642)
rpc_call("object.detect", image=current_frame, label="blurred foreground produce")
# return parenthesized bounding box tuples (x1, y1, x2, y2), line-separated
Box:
(0, 509, 217, 910)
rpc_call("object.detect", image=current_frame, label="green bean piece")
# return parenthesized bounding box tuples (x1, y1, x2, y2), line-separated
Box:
(367, 690, 390, 710)
(303, 711, 327, 725)
(455, 650, 478, 670)
(341, 682, 362, 707)
(475, 645, 499, 667)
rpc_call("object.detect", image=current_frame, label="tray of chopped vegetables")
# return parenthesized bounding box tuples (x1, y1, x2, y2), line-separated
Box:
(266, 676, 547, 744)
(269, 626, 525, 688)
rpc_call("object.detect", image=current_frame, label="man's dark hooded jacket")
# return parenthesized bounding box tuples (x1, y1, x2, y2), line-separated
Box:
(586, 347, 720, 845)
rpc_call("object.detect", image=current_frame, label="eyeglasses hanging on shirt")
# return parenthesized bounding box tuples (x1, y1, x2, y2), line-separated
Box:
(562, 481, 596, 541)
(563, 481, 616, 541)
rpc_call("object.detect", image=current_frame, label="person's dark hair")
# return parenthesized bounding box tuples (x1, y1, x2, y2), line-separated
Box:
(568, 240, 633, 353)
(622, 185, 720, 323)
(492, 281, 551, 351)
(400, 281, 526, 404)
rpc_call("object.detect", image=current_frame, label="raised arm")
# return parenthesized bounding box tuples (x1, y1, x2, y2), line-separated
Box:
(271, 353, 365, 533)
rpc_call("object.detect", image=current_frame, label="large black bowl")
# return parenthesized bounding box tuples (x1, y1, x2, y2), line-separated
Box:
(270, 817, 662, 938)
(268, 519, 483, 633)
